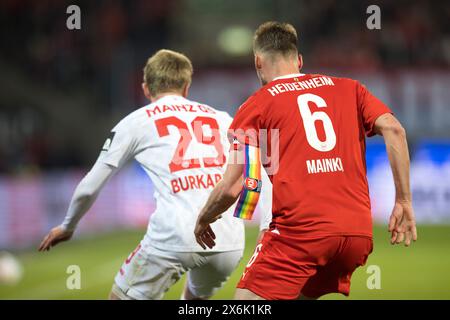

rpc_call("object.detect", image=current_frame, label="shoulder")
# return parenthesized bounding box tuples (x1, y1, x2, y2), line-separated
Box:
(212, 107, 233, 122)
(215, 110, 233, 126)
(314, 74, 365, 99)
(186, 98, 234, 124)
(112, 104, 152, 133)
(309, 73, 359, 87)
(236, 87, 268, 114)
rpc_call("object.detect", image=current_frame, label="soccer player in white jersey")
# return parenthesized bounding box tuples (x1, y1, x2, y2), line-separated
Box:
(38, 49, 272, 300)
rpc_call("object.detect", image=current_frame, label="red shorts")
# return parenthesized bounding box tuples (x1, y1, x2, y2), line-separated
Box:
(237, 230, 373, 300)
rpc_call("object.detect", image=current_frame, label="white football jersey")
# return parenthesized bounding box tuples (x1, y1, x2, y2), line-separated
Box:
(98, 95, 270, 252)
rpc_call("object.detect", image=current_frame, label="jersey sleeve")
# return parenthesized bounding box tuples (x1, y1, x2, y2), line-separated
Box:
(61, 161, 117, 232)
(97, 118, 139, 168)
(356, 81, 393, 137)
(228, 95, 264, 148)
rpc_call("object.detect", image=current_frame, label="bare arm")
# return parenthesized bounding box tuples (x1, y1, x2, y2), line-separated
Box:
(374, 113, 417, 246)
(39, 161, 117, 251)
(194, 150, 244, 249)
(198, 167, 243, 222)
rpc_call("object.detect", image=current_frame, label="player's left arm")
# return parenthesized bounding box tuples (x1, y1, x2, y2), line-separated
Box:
(357, 80, 417, 246)
(374, 113, 417, 246)
(194, 150, 244, 249)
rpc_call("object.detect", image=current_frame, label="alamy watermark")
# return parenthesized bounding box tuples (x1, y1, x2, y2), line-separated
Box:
(366, 5, 381, 30)
(66, 264, 81, 290)
(366, 264, 381, 290)
(66, 5, 81, 30)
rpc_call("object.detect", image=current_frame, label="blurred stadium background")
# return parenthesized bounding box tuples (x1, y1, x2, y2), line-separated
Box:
(0, 0, 449, 299)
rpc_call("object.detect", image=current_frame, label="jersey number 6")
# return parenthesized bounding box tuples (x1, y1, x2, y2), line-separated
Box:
(297, 93, 336, 152)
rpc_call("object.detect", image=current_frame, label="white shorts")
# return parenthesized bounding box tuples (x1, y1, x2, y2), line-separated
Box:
(113, 242, 243, 300)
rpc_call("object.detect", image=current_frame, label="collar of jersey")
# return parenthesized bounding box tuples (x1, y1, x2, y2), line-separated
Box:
(272, 73, 305, 81)
(155, 94, 185, 103)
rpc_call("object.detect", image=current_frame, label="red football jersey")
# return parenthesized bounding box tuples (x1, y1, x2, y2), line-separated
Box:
(229, 73, 392, 238)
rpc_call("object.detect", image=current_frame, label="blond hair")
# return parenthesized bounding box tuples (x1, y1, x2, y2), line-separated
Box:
(253, 21, 298, 57)
(143, 49, 193, 96)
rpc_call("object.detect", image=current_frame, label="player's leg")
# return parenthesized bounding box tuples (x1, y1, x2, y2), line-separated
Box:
(236, 231, 325, 300)
(185, 249, 243, 300)
(113, 242, 188, 300)
(300, 236, 373, 299)
(108, 289, 120, 300)
(109, 283, 133, 300)
(181, 281, 203, 300)
(234, 288, 266, 300)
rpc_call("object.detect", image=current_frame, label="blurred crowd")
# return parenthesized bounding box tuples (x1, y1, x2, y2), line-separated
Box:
(0, 0, 173, 97)
(1, 0, 448, 97)
(298, 0, 449, 70)
(0, 0, 448, 173)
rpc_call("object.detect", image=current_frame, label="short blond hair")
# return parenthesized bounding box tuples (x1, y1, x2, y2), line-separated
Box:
(253, 21, 298, 57)
(143, 49, 193, 96)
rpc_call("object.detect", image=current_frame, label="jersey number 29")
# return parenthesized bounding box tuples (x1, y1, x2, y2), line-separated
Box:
(155, 116, 225, 173)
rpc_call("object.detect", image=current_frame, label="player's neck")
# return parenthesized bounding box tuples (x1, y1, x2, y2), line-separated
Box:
(151, 91, 184, 103)
(266, 65, 301, 83)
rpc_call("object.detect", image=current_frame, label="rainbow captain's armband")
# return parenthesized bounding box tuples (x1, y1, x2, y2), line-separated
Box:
(243, 177, 262, 192)
(233, 144, 262, 220)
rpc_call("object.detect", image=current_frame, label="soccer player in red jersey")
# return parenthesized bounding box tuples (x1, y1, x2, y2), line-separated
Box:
(194, 21, 417, 300)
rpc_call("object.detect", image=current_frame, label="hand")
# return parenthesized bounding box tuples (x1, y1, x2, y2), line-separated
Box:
(38, 226, 74, 251)
(194, 213, 221, 250)
(388, 200, 417, 246)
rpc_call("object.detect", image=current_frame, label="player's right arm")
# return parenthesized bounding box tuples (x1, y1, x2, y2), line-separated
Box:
(374, 113, 417, 246)
(38, 162, 117, 251)
(39, 117, 140, 251)
(194, 151, 244, 249)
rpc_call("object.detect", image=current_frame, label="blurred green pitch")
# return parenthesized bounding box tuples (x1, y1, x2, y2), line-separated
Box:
(1, 225, 449, 300)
